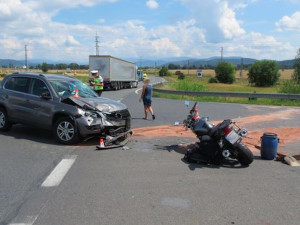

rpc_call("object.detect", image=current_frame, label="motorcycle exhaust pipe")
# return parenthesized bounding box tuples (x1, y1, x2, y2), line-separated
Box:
(240, 129, 248, 137)
(222, 150, 231, 158)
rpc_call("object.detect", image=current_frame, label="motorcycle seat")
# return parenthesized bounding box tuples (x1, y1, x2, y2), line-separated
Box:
(195, 128, 210, 136)
(200, 135, 212, 142)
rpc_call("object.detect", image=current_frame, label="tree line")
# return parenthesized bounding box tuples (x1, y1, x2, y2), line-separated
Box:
(159, 48, 300, 89)
(38, 63, 89, 71)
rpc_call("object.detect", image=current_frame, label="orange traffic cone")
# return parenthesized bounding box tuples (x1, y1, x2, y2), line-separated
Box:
(74, 89, 79, 98)
(99, 138, 105, 148)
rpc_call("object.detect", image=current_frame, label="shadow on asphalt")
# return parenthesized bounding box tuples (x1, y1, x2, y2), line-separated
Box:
(181, 158, 250, 171)
(131, 117, 146, 120)
(155, 143, 251, 170)
(1, 125, 57, 145)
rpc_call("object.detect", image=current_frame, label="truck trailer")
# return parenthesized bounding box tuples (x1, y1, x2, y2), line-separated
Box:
(89, 55, 138, 90)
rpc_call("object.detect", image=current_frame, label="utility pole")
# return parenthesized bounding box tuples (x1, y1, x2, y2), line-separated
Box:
(240, 57, 244, 78)
(95, 32, 100, 56)
(140, 56, 142, 69)
(25, 45, 28, 71)
(221, 46, 224, 61)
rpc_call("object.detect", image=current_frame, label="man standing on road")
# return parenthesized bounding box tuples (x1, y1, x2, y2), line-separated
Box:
(139, 78, 155, 120)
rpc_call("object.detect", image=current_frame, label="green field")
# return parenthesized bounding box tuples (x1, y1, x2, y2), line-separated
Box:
(151, 69, 300, 107)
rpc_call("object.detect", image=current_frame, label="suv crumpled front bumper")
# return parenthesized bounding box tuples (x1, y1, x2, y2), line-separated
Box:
(75, 109, 131, 138)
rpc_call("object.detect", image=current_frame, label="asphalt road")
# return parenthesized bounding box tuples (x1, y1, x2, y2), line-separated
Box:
(0, 76, 299, 225)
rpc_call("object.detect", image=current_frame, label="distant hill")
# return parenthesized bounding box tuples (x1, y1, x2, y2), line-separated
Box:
(0, 57, 295, 68)
(0, 59, 24, 67)
(163, 57, 295, 67)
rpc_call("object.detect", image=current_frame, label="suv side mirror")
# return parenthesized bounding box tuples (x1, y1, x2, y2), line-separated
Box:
(41, 92, 51, 100)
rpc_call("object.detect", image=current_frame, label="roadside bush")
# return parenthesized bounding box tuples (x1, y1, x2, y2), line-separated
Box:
(208, 77, 218, 83)
(293, 48, 300, 84)
(178, 72, 185, 80)
(215, 62, 235, 84)
(41, 62, 49, 73)
(279, 80, 300, 94)
(172, 80, 206, 92)
(159, 66, 168, 77)
(248, 60, 280, 87)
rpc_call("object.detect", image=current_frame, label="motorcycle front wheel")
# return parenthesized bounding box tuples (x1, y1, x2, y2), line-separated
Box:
(235, 143, 254, 166)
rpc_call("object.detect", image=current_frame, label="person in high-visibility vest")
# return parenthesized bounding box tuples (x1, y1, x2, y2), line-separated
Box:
(142, 73, 148, 81)
(92, 72, 103, 96)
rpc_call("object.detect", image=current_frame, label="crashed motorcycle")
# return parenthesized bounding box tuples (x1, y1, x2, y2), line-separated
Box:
(183, 102, 253, 166)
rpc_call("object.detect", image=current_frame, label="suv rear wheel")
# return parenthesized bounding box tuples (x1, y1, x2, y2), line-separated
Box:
(0, 107, 12, 132)
(53, 117, 79, 144)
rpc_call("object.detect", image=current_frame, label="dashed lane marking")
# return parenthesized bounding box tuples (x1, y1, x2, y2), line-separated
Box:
(41, 155, 77, 187)
(9, 215, 38, 225)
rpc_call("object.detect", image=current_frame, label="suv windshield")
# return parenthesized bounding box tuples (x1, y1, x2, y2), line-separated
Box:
(50, 79, 98, 98)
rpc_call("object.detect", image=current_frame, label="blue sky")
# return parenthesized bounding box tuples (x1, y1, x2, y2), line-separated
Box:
(0, 0, 300, 63)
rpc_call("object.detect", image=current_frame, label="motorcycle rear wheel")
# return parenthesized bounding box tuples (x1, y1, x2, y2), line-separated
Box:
(235, 143, 254, 166)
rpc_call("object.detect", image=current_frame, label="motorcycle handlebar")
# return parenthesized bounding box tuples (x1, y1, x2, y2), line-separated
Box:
(190, 102, 198, 113)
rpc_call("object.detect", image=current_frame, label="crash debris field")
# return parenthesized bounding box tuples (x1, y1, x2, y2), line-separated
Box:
(133, 108, 300, 156)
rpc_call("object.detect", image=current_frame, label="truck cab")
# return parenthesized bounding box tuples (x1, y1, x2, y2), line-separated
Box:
(137, 70, 144, 81)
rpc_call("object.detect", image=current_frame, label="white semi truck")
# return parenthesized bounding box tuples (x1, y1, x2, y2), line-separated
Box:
(89, 55, 138, 90)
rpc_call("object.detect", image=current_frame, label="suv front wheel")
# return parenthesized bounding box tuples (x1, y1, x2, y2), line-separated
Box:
(0, 107, 12, 132)
(53, 117, 79, 144)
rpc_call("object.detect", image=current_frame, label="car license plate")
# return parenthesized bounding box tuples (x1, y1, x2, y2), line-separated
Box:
(225, 130, 240, 144)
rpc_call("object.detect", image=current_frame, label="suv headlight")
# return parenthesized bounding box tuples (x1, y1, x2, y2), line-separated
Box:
(78, 108, 98, 118)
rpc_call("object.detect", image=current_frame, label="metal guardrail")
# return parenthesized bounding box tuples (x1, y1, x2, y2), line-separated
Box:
(153, 88, 300, 100)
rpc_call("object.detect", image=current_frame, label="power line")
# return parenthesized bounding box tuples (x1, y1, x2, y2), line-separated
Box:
(25, 45, 28, 71)
(95, 32, 100, 56)
(221, 46, 223, 61)
(240, 57, 244, 77)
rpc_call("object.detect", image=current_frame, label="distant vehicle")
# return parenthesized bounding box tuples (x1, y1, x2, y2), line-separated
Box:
(137, 70, 144, 81)
(0, 72, 131, 144)
(197, 70, 203, 77)
(89, 55, 138, 90)
(66, 68, 71, 73)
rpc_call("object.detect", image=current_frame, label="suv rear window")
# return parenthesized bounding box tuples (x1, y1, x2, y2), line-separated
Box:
(5, 77, 31, 93)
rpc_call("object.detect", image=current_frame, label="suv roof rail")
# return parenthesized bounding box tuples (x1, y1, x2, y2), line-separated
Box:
(39, 74, 45, 77)
(12, 72, 19, 74)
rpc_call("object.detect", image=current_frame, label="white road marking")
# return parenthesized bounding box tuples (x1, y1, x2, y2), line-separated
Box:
(41, 155, 77, 187)
(135, 88, 142, 94)
(135, 82, 160, 95)
(9, 215, 38, 225)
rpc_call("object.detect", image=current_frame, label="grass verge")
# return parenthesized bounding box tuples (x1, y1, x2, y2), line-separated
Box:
(153, 92, 300, 107)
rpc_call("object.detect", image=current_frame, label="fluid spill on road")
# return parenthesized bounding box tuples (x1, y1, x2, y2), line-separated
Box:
(132, 111, 300, 155)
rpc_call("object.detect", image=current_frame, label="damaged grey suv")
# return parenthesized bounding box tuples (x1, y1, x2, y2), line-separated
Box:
(0, 72, 131, 144)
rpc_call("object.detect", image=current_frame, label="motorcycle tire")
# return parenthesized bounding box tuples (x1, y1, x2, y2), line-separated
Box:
(235, 143, 254, 166)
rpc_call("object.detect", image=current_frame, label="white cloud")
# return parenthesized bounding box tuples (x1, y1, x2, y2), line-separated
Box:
(177, 0, 246, 42)
(98, 18, 106, 23)
(30, 0, 119, 15)
(146, 0, 159, 9)
(65, 35, 80, 46)
(0, 0, 298, 62)
(276, 12, 300, 32)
